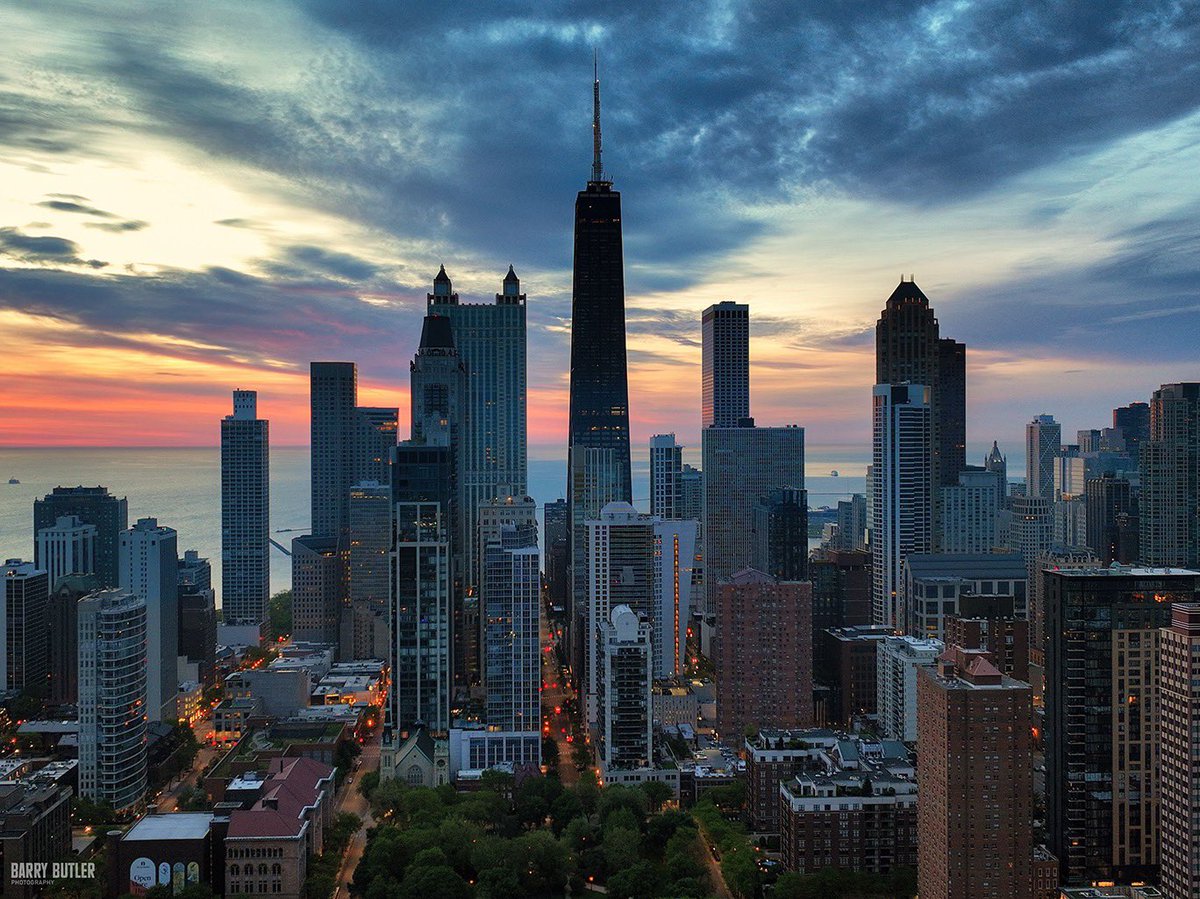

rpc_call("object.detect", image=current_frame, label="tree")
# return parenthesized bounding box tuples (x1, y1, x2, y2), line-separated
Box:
(265, 589, 292, 642)
(397, 864, 471, 899)
(597, 784, 648, 826)
(606, 860, 661, 899)
(357, 768, 381, 800)
(602, 826, 641, 873)
(550, 789, 584, 833)
(640, 779, 673, 813)
(574, 770, 599, 816)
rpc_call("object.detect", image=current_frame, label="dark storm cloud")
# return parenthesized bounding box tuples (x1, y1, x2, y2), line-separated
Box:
(0, 228, 106, 268)
(54, 0, 1195, 288)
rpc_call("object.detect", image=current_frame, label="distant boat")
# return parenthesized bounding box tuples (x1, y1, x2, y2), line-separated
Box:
(7, 477, 18, 485)
(829, 470, 839, 477)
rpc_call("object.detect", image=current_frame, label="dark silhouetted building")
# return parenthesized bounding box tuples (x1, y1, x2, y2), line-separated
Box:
(33, 485, 127, 588)
(1113, 401, 1150, 462)
(1085, 473, 1136, 564)
(290, 535, 343, 646)
(221, 389, 270, 627)
(48, 573, 99, 705)
(1140, 382, 1200, 568)
(2, 561, 49, 695)
(753, 486, 808, 581)
(309, 361, 357, 540)
(1045, 566, 1200, 885)
(818, 624, 892, 727)
(702, 301, 750, 429)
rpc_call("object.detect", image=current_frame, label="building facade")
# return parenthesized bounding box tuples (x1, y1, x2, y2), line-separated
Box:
(649, 433, 683, 519)
(876, 635, 942, 742)
(1044, 566, 1200, 885)
(482, 524, 540, 740)
(702, 301, 750, 429)
(221, 389, 270, 626)
(1160, 603, 1200, 898)
(1026, 414, 1061, 501)
(35, 515, 96, 587)
(309, 361, 357, 540)
(871, 383, 933, 628)
(598, 605, 653, 771)
(34, 485, 127, 588)
(119, 517, 178, 722)
(714, 570, 813, 741)
(77, 588, 148, 815)
(1140, 382, 1200, 568)
(917, 646, 1034, 899)
(290, 535, 342, 646)
(653, 518, 699, 678)
(753, 487, 808, 581)
(2, 561, 49, 694)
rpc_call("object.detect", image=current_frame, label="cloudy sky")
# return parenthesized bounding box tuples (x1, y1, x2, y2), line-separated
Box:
(3, 1, 1198, 464)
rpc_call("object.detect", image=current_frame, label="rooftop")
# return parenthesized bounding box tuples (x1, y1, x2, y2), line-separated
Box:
(124, 812, 215, 841)
(905, 551, 1026, 580)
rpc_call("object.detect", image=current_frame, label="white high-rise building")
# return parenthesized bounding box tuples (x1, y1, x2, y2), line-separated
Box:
(78, 588, 148, 815)
(702, 301, 750, 429)
(872, 384, 933, 629)
(598, 605, 653, 771)
(653, 519, 699, 678)
(569, 446, 624, 686)
(119, 517, 178, 722)
(877, 634, 942, 742)
(221, 389, 270, 627)
(35, 515, 96, 586)
(1026, 414, 1061, 501)
(701, 424, 805, 619)
(649, 434, 683, 519)
(482, 523, 541, 736)
(586, 503, 655, 726)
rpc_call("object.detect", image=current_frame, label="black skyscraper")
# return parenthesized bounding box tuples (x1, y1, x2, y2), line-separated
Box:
(567, 69, 632, 505)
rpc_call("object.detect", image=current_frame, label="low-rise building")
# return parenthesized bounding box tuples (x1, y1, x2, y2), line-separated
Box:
(106, 812, 216, 897)
(745, 728, 841, 835)
(1033, 845, 1059, 899)
(652, 682, 700, 728)
(177, 681, 204, 727)
(0, 777, 73, 899)
(226, 667, 312, 717)
(780, 743, 918, 875)
(214, 697, 264, 745)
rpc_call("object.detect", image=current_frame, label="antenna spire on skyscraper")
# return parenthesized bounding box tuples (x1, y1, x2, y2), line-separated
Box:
(592, 50, 604, 183)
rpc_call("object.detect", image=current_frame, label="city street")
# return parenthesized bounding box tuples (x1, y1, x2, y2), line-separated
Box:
(156, 720, 218, 812)
(541, 612, 582, 785)
(332, 729, 381, 899)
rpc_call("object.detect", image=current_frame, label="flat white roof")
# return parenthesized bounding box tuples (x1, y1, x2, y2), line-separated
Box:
(125, 812, 215, 841)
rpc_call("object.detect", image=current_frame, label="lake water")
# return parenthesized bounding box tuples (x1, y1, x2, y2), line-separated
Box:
(0, 445, 868, 606)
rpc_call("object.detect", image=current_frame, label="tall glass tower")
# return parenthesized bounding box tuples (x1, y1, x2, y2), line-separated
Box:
(568, 69, 632, 504)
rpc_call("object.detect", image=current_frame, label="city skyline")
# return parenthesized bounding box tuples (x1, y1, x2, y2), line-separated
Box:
(3, 4, 1199, 451)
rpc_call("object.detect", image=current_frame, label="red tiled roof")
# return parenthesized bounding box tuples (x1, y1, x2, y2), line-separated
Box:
(227, 808, 305, 839)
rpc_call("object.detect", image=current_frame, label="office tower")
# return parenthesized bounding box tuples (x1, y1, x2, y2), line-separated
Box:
(810, 549, 872, 645)
(482, 523, 540, 735)
(679, 464, 703, 523)
(568, 73, 633, 605)
(220, 389, 270, 627)
(832, 494, 867, 551)
(177, 548, 211, 592)
(901, 552, 1026, 642)
(585, 503, 654, 725)
(1077, 428, 1102, 453)
(940, 469, 1001, 553)
(819, 624, 893, 726)
(702, 424, 805, 617)
(984, 440, 1008, 504)
(702, 301, 750, 429)
(387, 442, 453, 737)
(179, 585, 217, 689)
(1025, 414, 1061, 500)
(917, 646, 1034, 899)
(876, 635, 942, 742)
(310, 361, 357, 539)
(569, 447, 623, 685)
(1006, 495, 1054, 643)
(937, 337, 967, 484)
(346, 481, 390, 660)
(2, 561, 49, 694)
(871, 383, 933, 628)
(290, 535, 342, 646)
(1114, 401, 1150, 461)
(427, 268, 528, 592)
(597, 605, 653, 771)
(1051, 455, 1088, 548)
(753, 487, 809, 580)
(714, 570, 813, 740)
(649, 434, 683, 518)
(1140, 382, 1200, 568)
(1160, 603, 1200, 898)
(476, 494, 537, 683)
(1027, 547, 1097, 679)
(48, 574, 97, 705)
(353, 406, 398, 486)
(653, 518, 699, 678)
(1045, 566, 1200, 885)
(77, 588, 148, 815)
(33, 486, 127, 588)
(35, 515, 96, 586)
(1086, 474, 1136, 564)
(119, 518, 178, 722)
(876, 278, 966, 505)
(543, 498, 569, 607)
